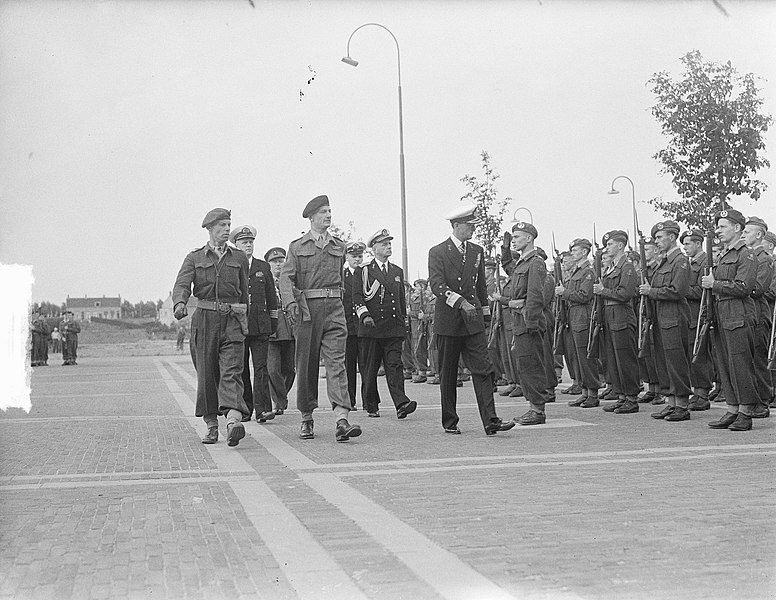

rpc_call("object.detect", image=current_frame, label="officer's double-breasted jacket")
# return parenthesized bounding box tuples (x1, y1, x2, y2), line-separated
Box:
(246, 257, 278, 336)
(343, 267, 360, 336)
(353, 261, 407, 339)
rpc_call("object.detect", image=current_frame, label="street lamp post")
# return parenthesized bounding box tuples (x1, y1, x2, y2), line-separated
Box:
(608, 175, 639, 239)
(342, 23, 408, 275)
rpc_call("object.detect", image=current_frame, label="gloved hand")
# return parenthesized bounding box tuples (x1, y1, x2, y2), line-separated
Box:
(287, 302, 299, 326)
(363, 315, 376, 327)
(174, 303, 188, 320)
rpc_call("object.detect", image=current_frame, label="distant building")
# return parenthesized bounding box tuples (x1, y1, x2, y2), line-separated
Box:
(66, 295, 122, 322)
(158, 293, 197, 328)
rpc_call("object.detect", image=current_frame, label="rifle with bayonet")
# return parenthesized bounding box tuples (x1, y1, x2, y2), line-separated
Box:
(692, 232, 715, 364)
(551, 233, 567, 355)
(636, 230, 655, 358)
(488, 254, 504, 350)
(587, 225, 603, 359)
(768, 300, 776, 371)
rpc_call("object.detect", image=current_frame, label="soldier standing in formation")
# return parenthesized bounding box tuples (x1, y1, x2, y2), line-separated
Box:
(61, 311, 81, 366)
(408, 279, 431, 383)
(30, 309, 50, 366)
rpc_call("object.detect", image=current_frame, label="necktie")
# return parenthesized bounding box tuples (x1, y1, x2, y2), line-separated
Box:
(382, 264, 388, 277)
(460, 242, 466, 264)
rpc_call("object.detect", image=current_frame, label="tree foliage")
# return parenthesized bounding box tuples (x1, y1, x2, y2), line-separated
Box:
(648, 50, 772, 231)
(460, 151, 510, 257)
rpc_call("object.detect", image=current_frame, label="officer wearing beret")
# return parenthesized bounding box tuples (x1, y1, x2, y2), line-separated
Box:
(343, 241, 367, 410)
(742, 216, 773, 417)
(496, 221, 550, 425)
(593, 230, 641, 413)
(265, 247, 295, 414)
(428, 204, 514, 435)
(681, 229, 713, 411)
(641, 221, 693, 421)
(352, 229, 418, 419)
(230, 225, 278, 424)
(172, 208, 250, 446)
(556, 238, 601, 407)
(703, 209, 758, 430)
(279, 195, 362, 442)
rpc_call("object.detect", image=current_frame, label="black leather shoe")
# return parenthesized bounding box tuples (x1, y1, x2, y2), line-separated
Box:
(751, 406, 770, 419)
(728, 413, 752, 431)
(545, 392, 556, 403)
(562, 383, 582, 395)
(602, 389, 618, 401)
(275, 408, 284, 415)
(444, 427, 461, 434)
(664, 407, 690, 421)
(367, 411, 380, 418)
(336, 419, 362, 442)
(257, 411, 276, 423)
(516, 410, 546, 426)
(614, 400, 639, 414)
(299, 420, 314, 439)
(651, 394, 666, 405)
(396, 401, 417, 419)
(580, 397, 600, 408)
(602, 400, 624, 413)
(598, 386, 613, 399)
(509, 386, 524, 397)
(499, 385, 516, 396)
(651, 405, 675, 419)
(708, 387, 720, 402)
(201, 426, 219, 444)
(688, 396, 711, 411)
(637, 391, 656, 404)
(226, 422, 245, 447)
(485, 420, 516, 435)
(568, 396, 586, 407)
(708, 412, 737, 429)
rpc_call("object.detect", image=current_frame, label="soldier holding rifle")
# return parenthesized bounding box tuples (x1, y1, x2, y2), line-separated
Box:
(703, 209, 758, 431)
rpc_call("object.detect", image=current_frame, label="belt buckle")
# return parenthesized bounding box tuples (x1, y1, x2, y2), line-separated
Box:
(326, 289, 333, 297)
(217, 302, 231, 314)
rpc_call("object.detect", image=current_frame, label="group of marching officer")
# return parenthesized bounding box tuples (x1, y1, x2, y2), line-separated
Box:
(173, 199, 774, 446)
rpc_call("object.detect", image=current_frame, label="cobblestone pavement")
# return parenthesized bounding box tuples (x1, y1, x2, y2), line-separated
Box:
(1, 355, 774, 600)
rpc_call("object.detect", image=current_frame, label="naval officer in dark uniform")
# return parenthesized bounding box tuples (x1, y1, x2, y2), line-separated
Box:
(172, 208, 250, 447)
(353, 229, 418, 419)
(343, 241, 367, 411)
(427, 203, 514, 436)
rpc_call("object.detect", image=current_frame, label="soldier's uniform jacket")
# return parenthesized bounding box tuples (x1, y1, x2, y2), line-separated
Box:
(353, 261, 407, 338)
(503, 248, 547, 334)
(599, 253, 638, 330)
(270, 280, 294, 342)
(279, 231, 345, 317)
(750, 245, 774, 327)
(408, 288, 430, 322)
(61, 318, 81, 338)
(173, 244, 249, 307)
(686, 251, 708, 330)
(646, 246, 691, 326)
(246, 257, 278, 336)
(561, 259, 594, 333)
(31, 316, 50, 336)
(711, 239, 756, 330)
(343, 266, 360, 336)
(428, 238, 490, 337)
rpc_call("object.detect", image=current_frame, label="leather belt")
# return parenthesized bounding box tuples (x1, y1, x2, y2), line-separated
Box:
(302, 288, 343, 299)
(197, 299, 241, 313)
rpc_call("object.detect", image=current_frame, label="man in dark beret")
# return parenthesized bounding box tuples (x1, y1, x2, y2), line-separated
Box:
(681, 229, 714, 411)
(230, 225, 278, 424)
(641, 221, 693, 422)
(172, 208, 250, 446)
(742, 216, 773, 417)
(428, 203, 515, 434)
(703, 208, 758, 430)
(343, 241, 367, 410)
(279, 195, 362, 442)
(265, 247, 295, 415)
(593, 230, 641, 414)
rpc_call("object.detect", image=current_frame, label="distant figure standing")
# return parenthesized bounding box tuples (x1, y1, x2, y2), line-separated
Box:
(176, 327, 186, 352)
(30, 310, 50, 366)
(61, 311, 81, 366)
(51, 327, 61, 354)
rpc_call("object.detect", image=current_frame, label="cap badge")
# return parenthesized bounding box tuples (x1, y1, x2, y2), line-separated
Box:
(720, 210, 728, 218)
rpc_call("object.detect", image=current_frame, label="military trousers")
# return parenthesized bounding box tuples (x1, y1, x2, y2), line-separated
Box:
(410, 318, 429, 372)
(512, 328, 548, 406)
(651, 314, 692, 399)
(687, 325, 713, 393)
(570, 323, 600, 393)
(345, 334, 366, 408)
(602, 314, 640, 398)
(360, 336, 412, 414)
(711, 321, 757, 406)
(294, 297, 350, 413)
(437, 332, 498, 431)
(189, 309, 248, 418)
(63, 335, 78, 364)
(267, 339, 295, 411)
(752, 319, 772, 407)
(242, 334, 271, 417)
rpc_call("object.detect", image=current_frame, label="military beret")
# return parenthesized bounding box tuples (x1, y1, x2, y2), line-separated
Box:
(229, 225, 256, 244)
(201, 208, 231, 228)
(569, 238, 592, 251)
(484, 257, 497, 267)
(602, 230, 628, 245)
(764, 231, 776, 246)
(650, 220, 680, 239)
(714, 208, 745, 228)
(302, 195, 330, 219)
(413, 278, 428, 286)
(512, 221, 538, 239)
(680, 229, 704, 244)
(535, 247, 548, 260)
(367, 228, 393, 247)
(264, 247, 286, 262)
(445, 203, 482, 224)
(745, 216, 769, 231)
(346, 241, 366, 254)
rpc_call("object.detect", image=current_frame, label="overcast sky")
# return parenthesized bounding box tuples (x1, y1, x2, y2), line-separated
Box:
(1, 0, 775, 304)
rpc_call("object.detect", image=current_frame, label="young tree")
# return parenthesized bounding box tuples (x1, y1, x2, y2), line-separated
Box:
(460, 150, 510, 257)
(648, 50, 772, 230)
